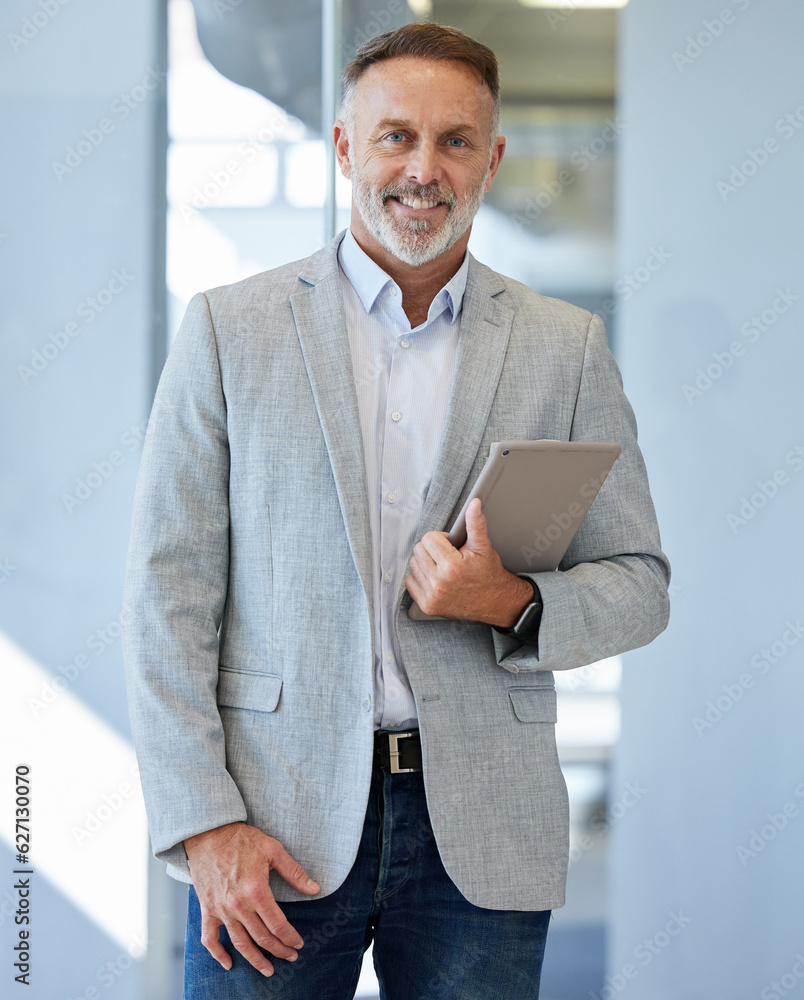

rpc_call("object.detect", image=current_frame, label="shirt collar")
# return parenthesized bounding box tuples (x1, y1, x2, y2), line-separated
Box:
(338, 227, 469, 325)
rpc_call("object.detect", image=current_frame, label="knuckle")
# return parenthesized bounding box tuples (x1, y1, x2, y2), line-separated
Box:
(265, 917, 289, 938)
(285, 861, 306, 883)
(227, 885, 259, 911)
(240, 884, 262, 904)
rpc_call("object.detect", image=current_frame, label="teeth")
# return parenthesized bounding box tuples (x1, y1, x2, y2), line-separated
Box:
(398, 196, 438, 210)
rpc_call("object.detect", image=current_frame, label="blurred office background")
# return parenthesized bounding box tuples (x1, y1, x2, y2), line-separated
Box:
(1, 0, 803, 997)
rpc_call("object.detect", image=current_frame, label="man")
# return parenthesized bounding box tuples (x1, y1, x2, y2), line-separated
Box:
(123, 22, 670, 999)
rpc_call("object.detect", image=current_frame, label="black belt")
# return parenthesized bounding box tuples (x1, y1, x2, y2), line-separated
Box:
(374, 729, 422, 773)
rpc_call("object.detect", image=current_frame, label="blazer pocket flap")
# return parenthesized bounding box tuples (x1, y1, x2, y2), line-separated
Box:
(508, 687, 557, 723)
(217, 668, 282, 713)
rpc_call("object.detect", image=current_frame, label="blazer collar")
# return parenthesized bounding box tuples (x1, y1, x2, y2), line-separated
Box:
(290, 232, 375, 611)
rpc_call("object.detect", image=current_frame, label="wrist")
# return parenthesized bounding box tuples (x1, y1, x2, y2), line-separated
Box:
(185, 821, 243, 854)
(492, 575, 543, 638)
(495, 575, 539, 629)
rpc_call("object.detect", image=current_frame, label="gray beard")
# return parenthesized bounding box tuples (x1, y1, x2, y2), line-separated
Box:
(350, 172, 487, 267)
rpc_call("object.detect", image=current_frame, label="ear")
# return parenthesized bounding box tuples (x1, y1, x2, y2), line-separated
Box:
(333, 120, 351, 179)
(484, 134, 506, 193)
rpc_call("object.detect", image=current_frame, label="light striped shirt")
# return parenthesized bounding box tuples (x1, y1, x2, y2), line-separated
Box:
(337, 229, 469, 731)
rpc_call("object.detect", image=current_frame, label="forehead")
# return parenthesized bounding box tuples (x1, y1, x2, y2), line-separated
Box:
(350, 56, 494, 132)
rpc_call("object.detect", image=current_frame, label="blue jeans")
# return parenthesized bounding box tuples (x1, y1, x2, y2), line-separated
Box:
(184, 759, 551, 999)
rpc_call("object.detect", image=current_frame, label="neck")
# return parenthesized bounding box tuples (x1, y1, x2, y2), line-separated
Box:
(349, 213, 469, 327)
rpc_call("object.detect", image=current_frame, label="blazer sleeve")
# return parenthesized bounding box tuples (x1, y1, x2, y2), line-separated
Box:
(492, 312, 671, 672)
(122, 292, 247, 875)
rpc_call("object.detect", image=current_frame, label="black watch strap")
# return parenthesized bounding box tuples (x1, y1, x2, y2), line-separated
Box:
(492, 576, 543, 639)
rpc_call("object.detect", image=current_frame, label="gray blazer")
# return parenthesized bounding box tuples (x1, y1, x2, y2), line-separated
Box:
(122, 232, 670, 911)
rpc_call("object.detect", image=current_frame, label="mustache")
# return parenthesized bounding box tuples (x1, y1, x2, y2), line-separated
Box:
(380, 182, 458, 209)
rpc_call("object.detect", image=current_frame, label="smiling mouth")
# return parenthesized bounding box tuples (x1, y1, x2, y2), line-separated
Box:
(390, 194, 445, 211)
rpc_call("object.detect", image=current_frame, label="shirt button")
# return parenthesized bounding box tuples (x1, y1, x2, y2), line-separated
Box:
(386, 492, 397, 504)
(385, 653, 393, 663)
(391, 411, 402, 422)
(384, 572, 392, 584)
(388, 286, 398, 297)
(363, 695, 372, 711)
(400, 338, 410, 349)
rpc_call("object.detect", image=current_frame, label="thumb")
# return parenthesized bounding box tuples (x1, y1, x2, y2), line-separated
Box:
(463, 498, 490, 552)
(268, 841, 320, 894)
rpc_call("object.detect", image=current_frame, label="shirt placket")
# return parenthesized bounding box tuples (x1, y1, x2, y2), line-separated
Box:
(377, 300, 413, 727)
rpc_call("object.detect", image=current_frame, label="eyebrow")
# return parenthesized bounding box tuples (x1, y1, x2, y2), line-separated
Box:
(373, 118, 481, 136)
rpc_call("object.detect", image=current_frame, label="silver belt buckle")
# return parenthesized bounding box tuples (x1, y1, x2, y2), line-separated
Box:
(388, 731, 417, 774)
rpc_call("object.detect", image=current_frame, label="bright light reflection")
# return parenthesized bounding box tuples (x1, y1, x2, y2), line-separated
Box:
(519, 0, 628, 7)
(1, 631, 148, 953)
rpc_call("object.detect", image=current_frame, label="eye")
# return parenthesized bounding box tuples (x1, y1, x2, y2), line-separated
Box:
(385, 132, 405, 142)
(447, 137, 467, 147)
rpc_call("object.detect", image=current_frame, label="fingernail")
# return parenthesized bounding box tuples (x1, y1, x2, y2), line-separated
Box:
(261, 968, 274, 977)
(288, 951, 299, 962)
(306, 878, 320, 891)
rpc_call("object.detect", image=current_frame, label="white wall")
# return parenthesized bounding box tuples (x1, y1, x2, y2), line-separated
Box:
(0, 2, 168, 997)
(611, 2, 804, 996)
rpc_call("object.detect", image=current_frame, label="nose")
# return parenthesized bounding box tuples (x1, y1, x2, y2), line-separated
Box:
(404, 140, 443, 188)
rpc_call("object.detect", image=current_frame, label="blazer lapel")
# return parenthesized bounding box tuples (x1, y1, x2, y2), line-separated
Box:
(413, 255, 515, 547)
(290, 235, 374, 609)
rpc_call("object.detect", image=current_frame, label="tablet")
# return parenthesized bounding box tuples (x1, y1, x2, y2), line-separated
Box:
(408, 439, 621, 621)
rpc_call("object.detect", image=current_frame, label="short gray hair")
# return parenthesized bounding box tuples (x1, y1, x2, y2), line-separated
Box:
(338, 23, 501, 147)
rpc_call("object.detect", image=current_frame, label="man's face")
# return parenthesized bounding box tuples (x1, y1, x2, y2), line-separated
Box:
(335, 57, 505, 267)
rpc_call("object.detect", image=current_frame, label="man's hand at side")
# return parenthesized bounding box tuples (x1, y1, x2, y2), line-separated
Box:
(184, 821, 320, 977)
(405, 498, 534, 627)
